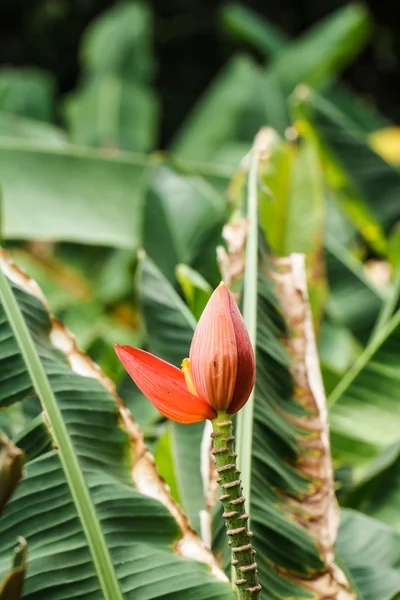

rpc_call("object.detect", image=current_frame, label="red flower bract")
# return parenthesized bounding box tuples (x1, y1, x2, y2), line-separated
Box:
(114, 283, 255, 423)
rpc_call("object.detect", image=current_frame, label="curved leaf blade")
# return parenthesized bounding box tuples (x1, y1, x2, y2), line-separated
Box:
(0, 250, 233, 599)
(0, 254, 124, 600)
(219, 221, 354, 597)
(0, 141, 148, 247)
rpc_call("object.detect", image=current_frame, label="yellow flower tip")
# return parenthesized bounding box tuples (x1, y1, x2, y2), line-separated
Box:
(181, 358, 198, 396)
(218, 281, 227, 288)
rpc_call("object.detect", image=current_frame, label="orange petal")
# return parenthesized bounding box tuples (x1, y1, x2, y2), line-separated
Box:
(114, 345, 216, 423)
(189, 283, 238, 411)
(226, 291, 255, 414)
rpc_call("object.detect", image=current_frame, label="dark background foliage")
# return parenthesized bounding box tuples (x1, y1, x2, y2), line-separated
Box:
(1, 0, 399, 145)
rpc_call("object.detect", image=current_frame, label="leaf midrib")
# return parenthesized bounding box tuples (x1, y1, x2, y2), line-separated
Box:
(0, 264, 123, 600)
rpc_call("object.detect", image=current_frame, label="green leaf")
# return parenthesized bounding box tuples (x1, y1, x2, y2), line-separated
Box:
(0, 112, 67, 146)
(223, 2, 384, 138)
(175, 264, 212, 320)
(324, 234, 384, 343)
(153, 428, 181, 504)
(259, 128, 326, 320)
(337, 509, 400, 600)
(304, 92, 400, 230)
(64, 2, 158, 152)
(171, 55, 264, 162)
(0, 68, 55, 122)
(173, 4, 370, 159)
(340, 442, 400, 532)
(237, 150, 258, 512)
(0, 140, 148, 246)
(0, 253, 124, 600)
(0, 250, 234, 600)
(144, 163, 227, 285)
(81, 2, 155, 80)
(138, 253, 207, 536)
(65, 75, 158, 152)
(219, 3, 286, 57)
(328, 307, 400, 475)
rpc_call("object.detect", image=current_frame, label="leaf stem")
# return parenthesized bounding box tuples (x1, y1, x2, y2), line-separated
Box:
(328, 307, 400, 408)
(0, 265, 123, 600)
(236, 150, 258, 518)
(369, 264, 400, 344)
(211, 411, 261, 599)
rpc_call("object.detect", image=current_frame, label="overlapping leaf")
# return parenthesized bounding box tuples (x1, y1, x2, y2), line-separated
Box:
(137, 253, 207, 537)
(64, 2, 158, 152)
(171, 3, 369, 161)
(328, 307, 400, 475)
(0, 141, 148, 246)
(0, 250, 233, 600)
(218, 216, 354, 599)
(303, 92, 400, 231)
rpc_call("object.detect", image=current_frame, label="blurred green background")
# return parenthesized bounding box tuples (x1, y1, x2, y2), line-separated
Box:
(2, 4, 400, 597)
(1, 0, 399, 143)
(1, 0, 400, 520)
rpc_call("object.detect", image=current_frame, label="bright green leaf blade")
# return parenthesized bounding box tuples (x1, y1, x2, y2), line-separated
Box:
(0, 141, 148, 246)
(153, 427, 181, 504)
(0, 112, 67, 146)
(176, 264, 212, 320)
(0, 258, 124, 600)
(282, 134, 325, 256)
(259, 128, 326, 320)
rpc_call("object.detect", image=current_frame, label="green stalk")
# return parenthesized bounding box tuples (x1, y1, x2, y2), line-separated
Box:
(0, 265, 123, 600)
(237, 151, 258, 513)
(369, 265, 400, 344)
(212, 411, 261, 600)
(328, 307, 400, 409)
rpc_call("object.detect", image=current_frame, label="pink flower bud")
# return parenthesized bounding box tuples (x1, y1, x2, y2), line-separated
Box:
(189, 282, 255, 413)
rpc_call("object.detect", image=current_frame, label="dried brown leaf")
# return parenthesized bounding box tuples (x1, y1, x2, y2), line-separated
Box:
(218, 220, 355, 599)
(0, 431, 24, 512)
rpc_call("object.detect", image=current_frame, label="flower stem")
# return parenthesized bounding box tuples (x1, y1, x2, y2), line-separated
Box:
(211, 412, 261, 599)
